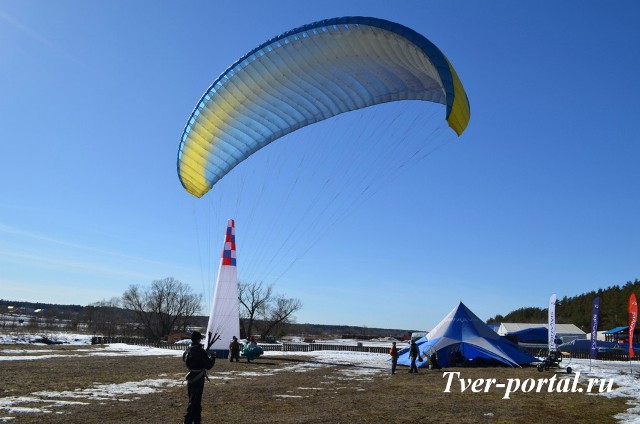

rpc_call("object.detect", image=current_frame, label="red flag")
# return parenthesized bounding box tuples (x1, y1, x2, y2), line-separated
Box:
(630, 293, 638, 358)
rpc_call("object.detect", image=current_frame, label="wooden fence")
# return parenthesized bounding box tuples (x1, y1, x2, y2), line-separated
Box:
(91, 337, 638, 361)
(559, 351, 639, 361)
(278, 343, 389, 354)
(91, 336, 187, 350)
(520, 345, 640, 362)
(92, 337, 387, 354)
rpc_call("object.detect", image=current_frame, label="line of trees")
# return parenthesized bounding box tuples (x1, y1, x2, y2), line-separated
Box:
(118, 278, 302, 342)
(486, 279, 640, 330)
(0, 297, 134, 336)
(2, 277, 303, 343)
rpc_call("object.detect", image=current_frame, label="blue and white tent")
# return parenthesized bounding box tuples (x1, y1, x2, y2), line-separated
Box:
(398, 302, 537, 368)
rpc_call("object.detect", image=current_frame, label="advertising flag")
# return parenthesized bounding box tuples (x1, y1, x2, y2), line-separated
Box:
(590, 296, 601, 360)
(548, 294, 557, 351)
(630, 293, 638, 359)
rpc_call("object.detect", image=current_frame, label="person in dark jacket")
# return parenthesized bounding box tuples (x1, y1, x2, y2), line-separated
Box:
(430, 351, 441, 370)
(409, 340, 420, 373)
(229, 336, 241, 362)
(183, 331, 215, 424)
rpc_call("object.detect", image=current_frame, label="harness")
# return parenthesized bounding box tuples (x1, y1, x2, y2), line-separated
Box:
(183, 345, 211, 385)
(185, 368, 209, 385)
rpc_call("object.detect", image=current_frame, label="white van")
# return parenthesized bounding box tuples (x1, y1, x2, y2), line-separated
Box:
(411, 332, 427, 342)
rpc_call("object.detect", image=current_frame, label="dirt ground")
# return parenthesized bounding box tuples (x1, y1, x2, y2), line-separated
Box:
(0, 344, 632, 423)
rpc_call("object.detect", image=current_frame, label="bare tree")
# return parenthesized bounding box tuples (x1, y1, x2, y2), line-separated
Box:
(259, 295, 302, 340)
(121, 278, 202, 341)
(238, 281, 302, 340)
(238, 281, 272, 338)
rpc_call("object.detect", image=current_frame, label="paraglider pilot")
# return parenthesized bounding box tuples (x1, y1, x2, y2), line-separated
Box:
(243, 336, 262, 362)
(183, 331, 215, 424)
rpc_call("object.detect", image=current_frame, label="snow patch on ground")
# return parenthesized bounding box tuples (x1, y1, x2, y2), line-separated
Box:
(568, 359, 640, 423)
(274, 394, 306, 399)
(0, 333, 92, 345)
(1, 334, 639, 422)
(0, 378, 180, 418)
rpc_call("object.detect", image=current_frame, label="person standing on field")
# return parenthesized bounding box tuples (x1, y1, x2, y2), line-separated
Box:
(183, 331, 215, 424)
(229, 336, 241, 362)
(409, 340, 420, 373)
(389, 342, 399, 374)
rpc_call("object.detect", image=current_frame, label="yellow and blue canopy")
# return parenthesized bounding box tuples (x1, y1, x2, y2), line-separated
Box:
(178, 16, 470, 198)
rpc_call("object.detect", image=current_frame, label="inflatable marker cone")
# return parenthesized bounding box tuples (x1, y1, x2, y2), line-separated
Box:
(205, 219, 240, 358)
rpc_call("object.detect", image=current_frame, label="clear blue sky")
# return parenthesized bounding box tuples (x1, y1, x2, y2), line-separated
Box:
(1, 1, 638, 331)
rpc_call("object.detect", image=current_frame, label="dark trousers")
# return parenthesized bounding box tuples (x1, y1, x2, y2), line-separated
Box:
(409, 357, 418, 373)
(391, 359, 397, 374)
(230, 350, 240, 362)
(184, 377, 205, 424)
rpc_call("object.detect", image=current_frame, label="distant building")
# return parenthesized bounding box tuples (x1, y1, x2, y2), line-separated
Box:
(410, 332, 427, 342)
(602, 326, 639, 344)
(487, 323, 500, 333)
(167, 330, 193, 344)
(497, 323, 586, 344)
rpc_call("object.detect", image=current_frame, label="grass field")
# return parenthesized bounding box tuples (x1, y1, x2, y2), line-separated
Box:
(0, 344, 634, 423)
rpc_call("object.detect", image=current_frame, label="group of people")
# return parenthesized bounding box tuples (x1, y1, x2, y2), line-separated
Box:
(388, 340, 441, 375)
(228, 335, 262, 362)
(184, 335, 449, 422)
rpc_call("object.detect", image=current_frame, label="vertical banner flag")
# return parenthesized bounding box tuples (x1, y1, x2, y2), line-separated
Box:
(590, 296, 601, 360)
(548, 293, 557, 352)
(630, 293, 638, 358)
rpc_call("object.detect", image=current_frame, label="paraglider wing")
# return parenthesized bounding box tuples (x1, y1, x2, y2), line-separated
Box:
(177, 16, 470, 198)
